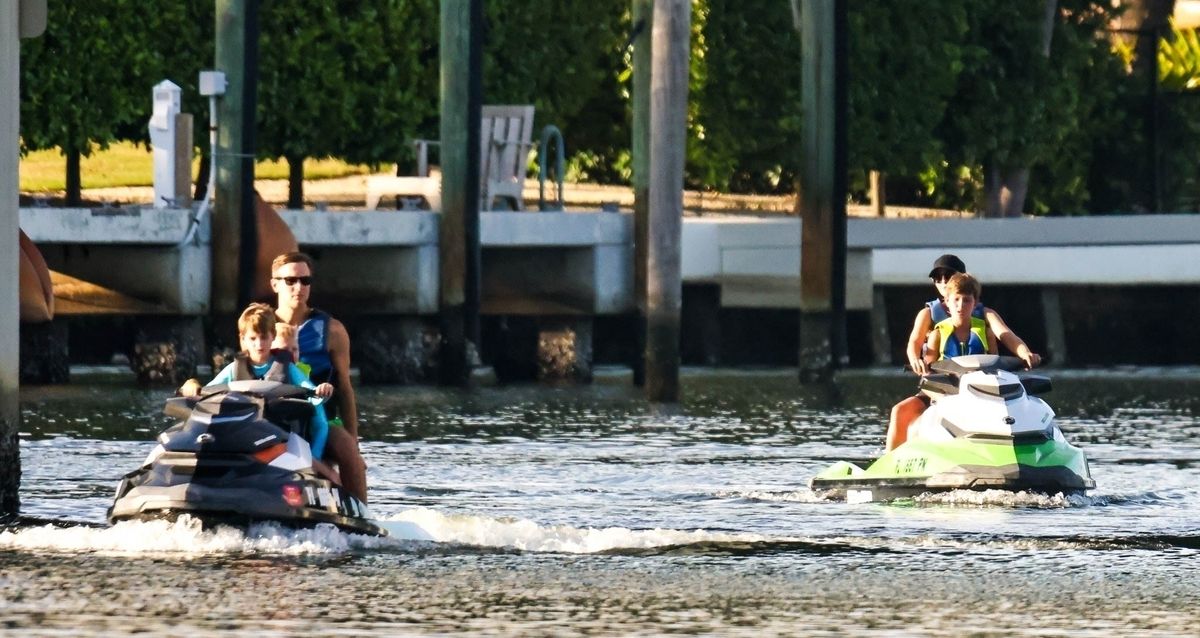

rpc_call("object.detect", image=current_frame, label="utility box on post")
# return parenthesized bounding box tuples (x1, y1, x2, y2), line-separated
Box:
(149, 80, 192, 209)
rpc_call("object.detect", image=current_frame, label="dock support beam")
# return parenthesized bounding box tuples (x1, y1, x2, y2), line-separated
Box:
(870, 288, 892, 366)
(0, 1, 26, 515)
(642, 0, 690, 402)
(355, 317, 438, 384)
(213, 0, 260, 314)
(130, 317, 204, 386)
(1041, 287, 1069, 367)
(537, 318, 594, 383)
(797, 0, 848, 383)
(631, 0, 652, 387)
(438, 0, 483, 386)
(19, 321, 68, 384)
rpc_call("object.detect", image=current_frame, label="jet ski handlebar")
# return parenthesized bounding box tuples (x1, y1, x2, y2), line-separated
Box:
(930, 355, 1028, 376)
(163, 380, 318, 420)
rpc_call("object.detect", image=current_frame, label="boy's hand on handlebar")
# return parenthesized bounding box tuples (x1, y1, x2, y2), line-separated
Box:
(907, 354, 929, 376)
(179, 378, 202, 397)
(314, 382, 334, 399)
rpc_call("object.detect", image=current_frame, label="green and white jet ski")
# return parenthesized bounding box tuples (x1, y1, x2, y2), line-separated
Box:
(810, 354, 1095, 503)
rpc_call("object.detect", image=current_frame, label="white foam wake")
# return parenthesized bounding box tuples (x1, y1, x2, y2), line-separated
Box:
(913, 489, 1105, 508)
(0, 510, 773, 556)
(0, 516, 369, 556)
(380, 507, 769, 553)
(714, 488, 828, 503)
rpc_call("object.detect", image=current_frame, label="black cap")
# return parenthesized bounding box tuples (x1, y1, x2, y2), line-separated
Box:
(928, 254, 966, 278)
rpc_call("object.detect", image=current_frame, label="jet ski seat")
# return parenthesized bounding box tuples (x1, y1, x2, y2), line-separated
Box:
(263, 397, 315, 440)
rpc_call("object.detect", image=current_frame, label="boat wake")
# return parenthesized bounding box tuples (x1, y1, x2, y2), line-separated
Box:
(379, 507, 775, 553)
(0, 515, 384, 556)
(911, 489, 1108, 508)
(1, 498, 1182, 558)
(713, 488, 829, 503)
(0, 509, 779, 556)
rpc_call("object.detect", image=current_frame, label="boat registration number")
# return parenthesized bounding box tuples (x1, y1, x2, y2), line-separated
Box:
(303, 485, 358, 516)
(894, 457, 926, 474)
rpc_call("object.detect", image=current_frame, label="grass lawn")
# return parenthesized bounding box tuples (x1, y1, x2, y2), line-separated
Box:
(19, 141, 373, 192)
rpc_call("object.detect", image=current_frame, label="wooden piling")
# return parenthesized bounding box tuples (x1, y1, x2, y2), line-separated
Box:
(438, 0, 483, 386)
(869, 170, 886, 217)
(1040, 287, 1069, 367)
(213, 0, 260, 314)
(631, 0, 652, 387)
(870, 287, 892, 366)
(644, 0, 690, 402)
(797, 0, 848, 383)
(0, 2, 23, 514)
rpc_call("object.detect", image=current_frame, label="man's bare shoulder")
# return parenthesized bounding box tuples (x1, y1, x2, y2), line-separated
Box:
(326, 316, 351, 347)
(983, 306, 1007, 321)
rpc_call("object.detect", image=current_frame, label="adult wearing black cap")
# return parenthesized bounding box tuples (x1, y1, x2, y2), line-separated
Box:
(886, 254, 1041, 450)
(909, 254, 977, 374)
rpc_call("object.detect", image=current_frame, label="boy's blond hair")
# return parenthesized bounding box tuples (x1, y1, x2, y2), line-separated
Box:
(237, 303, 277, 338)
(274, 322, 297, 345)
(946, 272, 981, 299)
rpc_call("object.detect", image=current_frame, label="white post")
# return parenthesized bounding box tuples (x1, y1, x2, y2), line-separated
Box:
(150, 80, 184, 209)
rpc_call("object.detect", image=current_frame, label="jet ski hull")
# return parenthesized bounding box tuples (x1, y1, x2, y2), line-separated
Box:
(810, 438, 1095, 502)
(109, 459, 388, 537)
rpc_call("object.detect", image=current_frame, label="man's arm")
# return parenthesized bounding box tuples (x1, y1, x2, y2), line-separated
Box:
(983, 308, 1040, 368)
(923, 329, 942, 365)
(907, 307, 934, 375)
(326, 318, 360, 438)
(986, 327, 1000, 355)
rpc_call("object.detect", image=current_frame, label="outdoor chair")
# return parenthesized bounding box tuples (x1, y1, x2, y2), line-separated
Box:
(366, 105, 536, 212)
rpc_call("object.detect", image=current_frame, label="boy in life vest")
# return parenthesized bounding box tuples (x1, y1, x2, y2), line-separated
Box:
(273, 323, 310, 377)
(271, 322, 332, 464)
(923, 273, 995, 362)
(180, 304, 336, 466)
(885, 270, 1040, 451)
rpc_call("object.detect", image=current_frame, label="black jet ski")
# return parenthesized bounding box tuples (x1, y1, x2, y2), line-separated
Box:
(108, 380, 387, 537)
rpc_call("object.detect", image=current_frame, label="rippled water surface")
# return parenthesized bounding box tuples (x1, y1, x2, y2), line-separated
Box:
(5, 369, 1200, 636)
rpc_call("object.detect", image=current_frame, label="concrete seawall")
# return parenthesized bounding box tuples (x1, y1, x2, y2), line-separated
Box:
(18, 208, 1200, 383)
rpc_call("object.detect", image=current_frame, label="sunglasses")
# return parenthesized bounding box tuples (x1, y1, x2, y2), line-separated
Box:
(931, 272, 955, 283)
(273, 276, 312, 287)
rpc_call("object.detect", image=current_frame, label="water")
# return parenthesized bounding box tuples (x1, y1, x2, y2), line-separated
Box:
(4, 369, 1200, 636)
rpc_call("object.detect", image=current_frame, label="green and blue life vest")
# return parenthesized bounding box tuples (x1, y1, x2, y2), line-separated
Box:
(934, 316, 989, 359)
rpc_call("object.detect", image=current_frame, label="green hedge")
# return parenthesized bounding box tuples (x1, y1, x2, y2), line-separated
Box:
(19, 0, 1200, 214)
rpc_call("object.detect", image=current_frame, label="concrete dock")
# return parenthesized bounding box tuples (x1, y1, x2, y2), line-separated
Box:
(19, 206, 1200, 382)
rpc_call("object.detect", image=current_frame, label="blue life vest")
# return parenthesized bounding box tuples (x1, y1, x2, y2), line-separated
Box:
(935, 316, 989, 359)
(296, 309, 334, 385)
(927, 297, 985, 323)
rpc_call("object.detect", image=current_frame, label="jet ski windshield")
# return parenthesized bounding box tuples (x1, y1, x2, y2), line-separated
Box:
(931, 355, 1027, 376)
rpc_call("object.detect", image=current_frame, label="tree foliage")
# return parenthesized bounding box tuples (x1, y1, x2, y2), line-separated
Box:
(847, 1, 969, 184)
(20, 0, 184, 202)
(18, 0, 1200, 215)
(691, 0, 800, 193)
(481, 1, 627, 182)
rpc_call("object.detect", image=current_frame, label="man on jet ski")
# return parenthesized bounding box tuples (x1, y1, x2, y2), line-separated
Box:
(886, 267, 1041, 450)
(270, 252, 369, 504)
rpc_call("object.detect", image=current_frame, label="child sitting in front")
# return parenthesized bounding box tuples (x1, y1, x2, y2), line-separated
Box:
(180, 303, 335, 465)
(923, 272, 997, 363)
